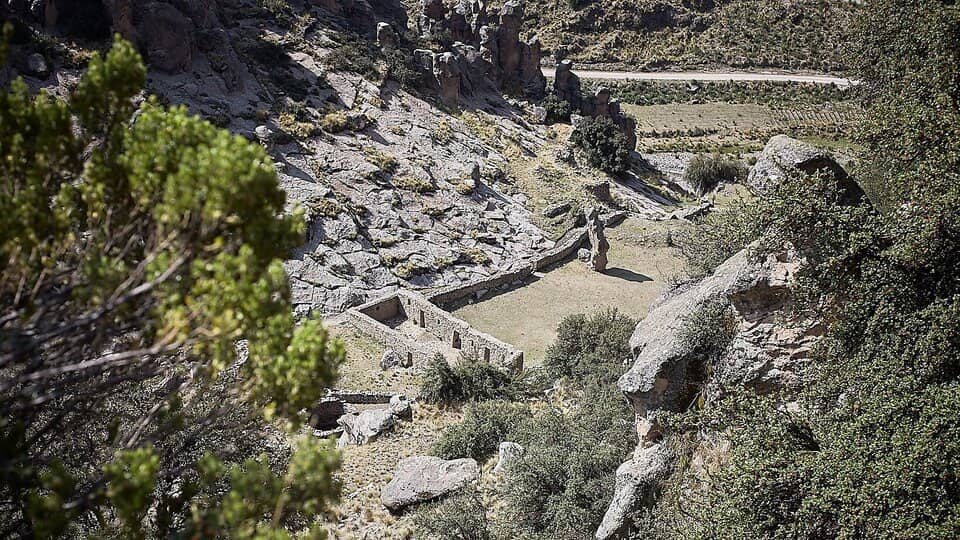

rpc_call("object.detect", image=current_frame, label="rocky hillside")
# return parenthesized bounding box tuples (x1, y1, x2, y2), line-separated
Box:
(514, 0, 859, 71)
(2, 0, 685, 317)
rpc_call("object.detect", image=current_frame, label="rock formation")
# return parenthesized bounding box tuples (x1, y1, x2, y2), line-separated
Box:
(602, 242, 819, 538)
(381, 456, 480, 511)
(554, 59, 582, 110)
(585, 208, 609, 272)
(748, 135, 864, 203)
(554, 62, 637, 150)
(415, 0, 546, 104)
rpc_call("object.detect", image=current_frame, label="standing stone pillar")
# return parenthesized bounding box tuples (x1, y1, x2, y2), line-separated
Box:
(585, 207, 609, 272)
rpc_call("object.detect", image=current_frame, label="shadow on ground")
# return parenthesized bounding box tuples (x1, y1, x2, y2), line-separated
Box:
(604, 267, 652, 283)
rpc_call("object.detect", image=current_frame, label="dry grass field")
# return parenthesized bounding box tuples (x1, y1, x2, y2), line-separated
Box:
(623, 101, 863, 155)
(452, 217, 686, 366)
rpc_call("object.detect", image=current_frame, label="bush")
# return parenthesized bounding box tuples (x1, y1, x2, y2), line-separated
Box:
(500, 388, 635, 539)
(419, 355, 516, 405)
(683, 154, 746, 195)
(392, 174, 435, 193)
(427, 305, 638, 538)
(541, 93, 572, 124)
(319, 111, 349, 133)
(544, 308, 636, 384)
(671, 198, 766, 279)
(414, 488, 492, 540)
(568, 116, 632, 174)
(432, 400, 532, 461)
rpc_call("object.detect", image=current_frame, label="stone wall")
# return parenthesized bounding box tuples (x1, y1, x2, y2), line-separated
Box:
(345, 290, 524, 371)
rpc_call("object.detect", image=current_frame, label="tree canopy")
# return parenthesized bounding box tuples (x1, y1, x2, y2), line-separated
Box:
(0, 37, 344, 538)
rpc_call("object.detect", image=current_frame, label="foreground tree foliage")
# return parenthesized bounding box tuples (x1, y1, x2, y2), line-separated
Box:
(0, 38, 344, 537)
(643, 2, 960, 538)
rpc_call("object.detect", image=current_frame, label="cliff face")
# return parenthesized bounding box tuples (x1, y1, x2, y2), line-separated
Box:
(599, 138, 853, 539)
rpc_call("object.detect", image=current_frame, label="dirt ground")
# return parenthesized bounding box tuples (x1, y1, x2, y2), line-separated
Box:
(452, 217, 686, 367)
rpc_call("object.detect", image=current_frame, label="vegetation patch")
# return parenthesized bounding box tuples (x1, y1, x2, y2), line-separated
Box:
(392, 175, 435, 193)
(683, 154, 746, 195)
(569, 116, 632, 175)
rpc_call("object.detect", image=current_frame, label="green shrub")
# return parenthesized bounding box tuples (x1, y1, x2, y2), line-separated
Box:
(392, 174, 435, 193)
(671, 198, 766, 279)
(432, 400, 532, 461)
(541, 93, 572, 124)
(569, 116, 632, 174)
(363, 147, 399, 174)
(414, 488, 492, 540)
(501, 387, 635, 539)
(419, 355, 516, 405)
(544, 308, 636, 384)
(683, 154, 746, 195)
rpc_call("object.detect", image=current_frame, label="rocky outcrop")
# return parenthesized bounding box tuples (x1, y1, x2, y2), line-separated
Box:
(619, 250, 750, 442)
(554, 59, 582, 111)
(554, 62, 637, 150)
(415, 0, 545, 103)
(595, 443, 673, 540)
(310, 0, 408, 36)
(605, 243, 819, 537)
(381, 456, 480, 511)
(747, 135, 863, 203)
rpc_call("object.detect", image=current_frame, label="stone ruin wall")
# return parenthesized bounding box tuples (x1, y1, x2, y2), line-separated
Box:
(346, 290, 524, 371)
(343, 211, 624, 373)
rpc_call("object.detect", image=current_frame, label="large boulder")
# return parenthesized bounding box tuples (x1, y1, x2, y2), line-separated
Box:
(381, 456, 480, 511)
(747, 135, 864, 203)
(337, 408, 396, 446)
(618, 250, 750, 441)
(595, 443, 673, 540)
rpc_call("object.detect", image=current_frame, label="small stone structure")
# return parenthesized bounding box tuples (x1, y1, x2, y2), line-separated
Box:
(345, 289, 524, 371)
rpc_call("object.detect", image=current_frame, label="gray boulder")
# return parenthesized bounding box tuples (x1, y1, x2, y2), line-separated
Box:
(492, 441, 524, 475)
(25, 53, 49, 78)
(388, 394, 413, 421)
(619, 249, 750, 442)
(747, 135, 863, 203)
(337, 408, 396, 446)
(381, 456, 480, 511)
(595, 444, 673, 540)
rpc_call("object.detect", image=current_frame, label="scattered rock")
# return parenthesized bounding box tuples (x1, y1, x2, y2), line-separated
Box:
(388, 394, 413, 421)
(668, 201, 712, 221)
(255, 125, 273, 146)
(25, 53, 49, 78)
(380, 349, 404, 370)
(577, 247, 591, 262)
(381, 456, 480, 511)
(542, 201, 571, 218)
(492, 441, 524, 475)
(337, 408, 396, 446)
